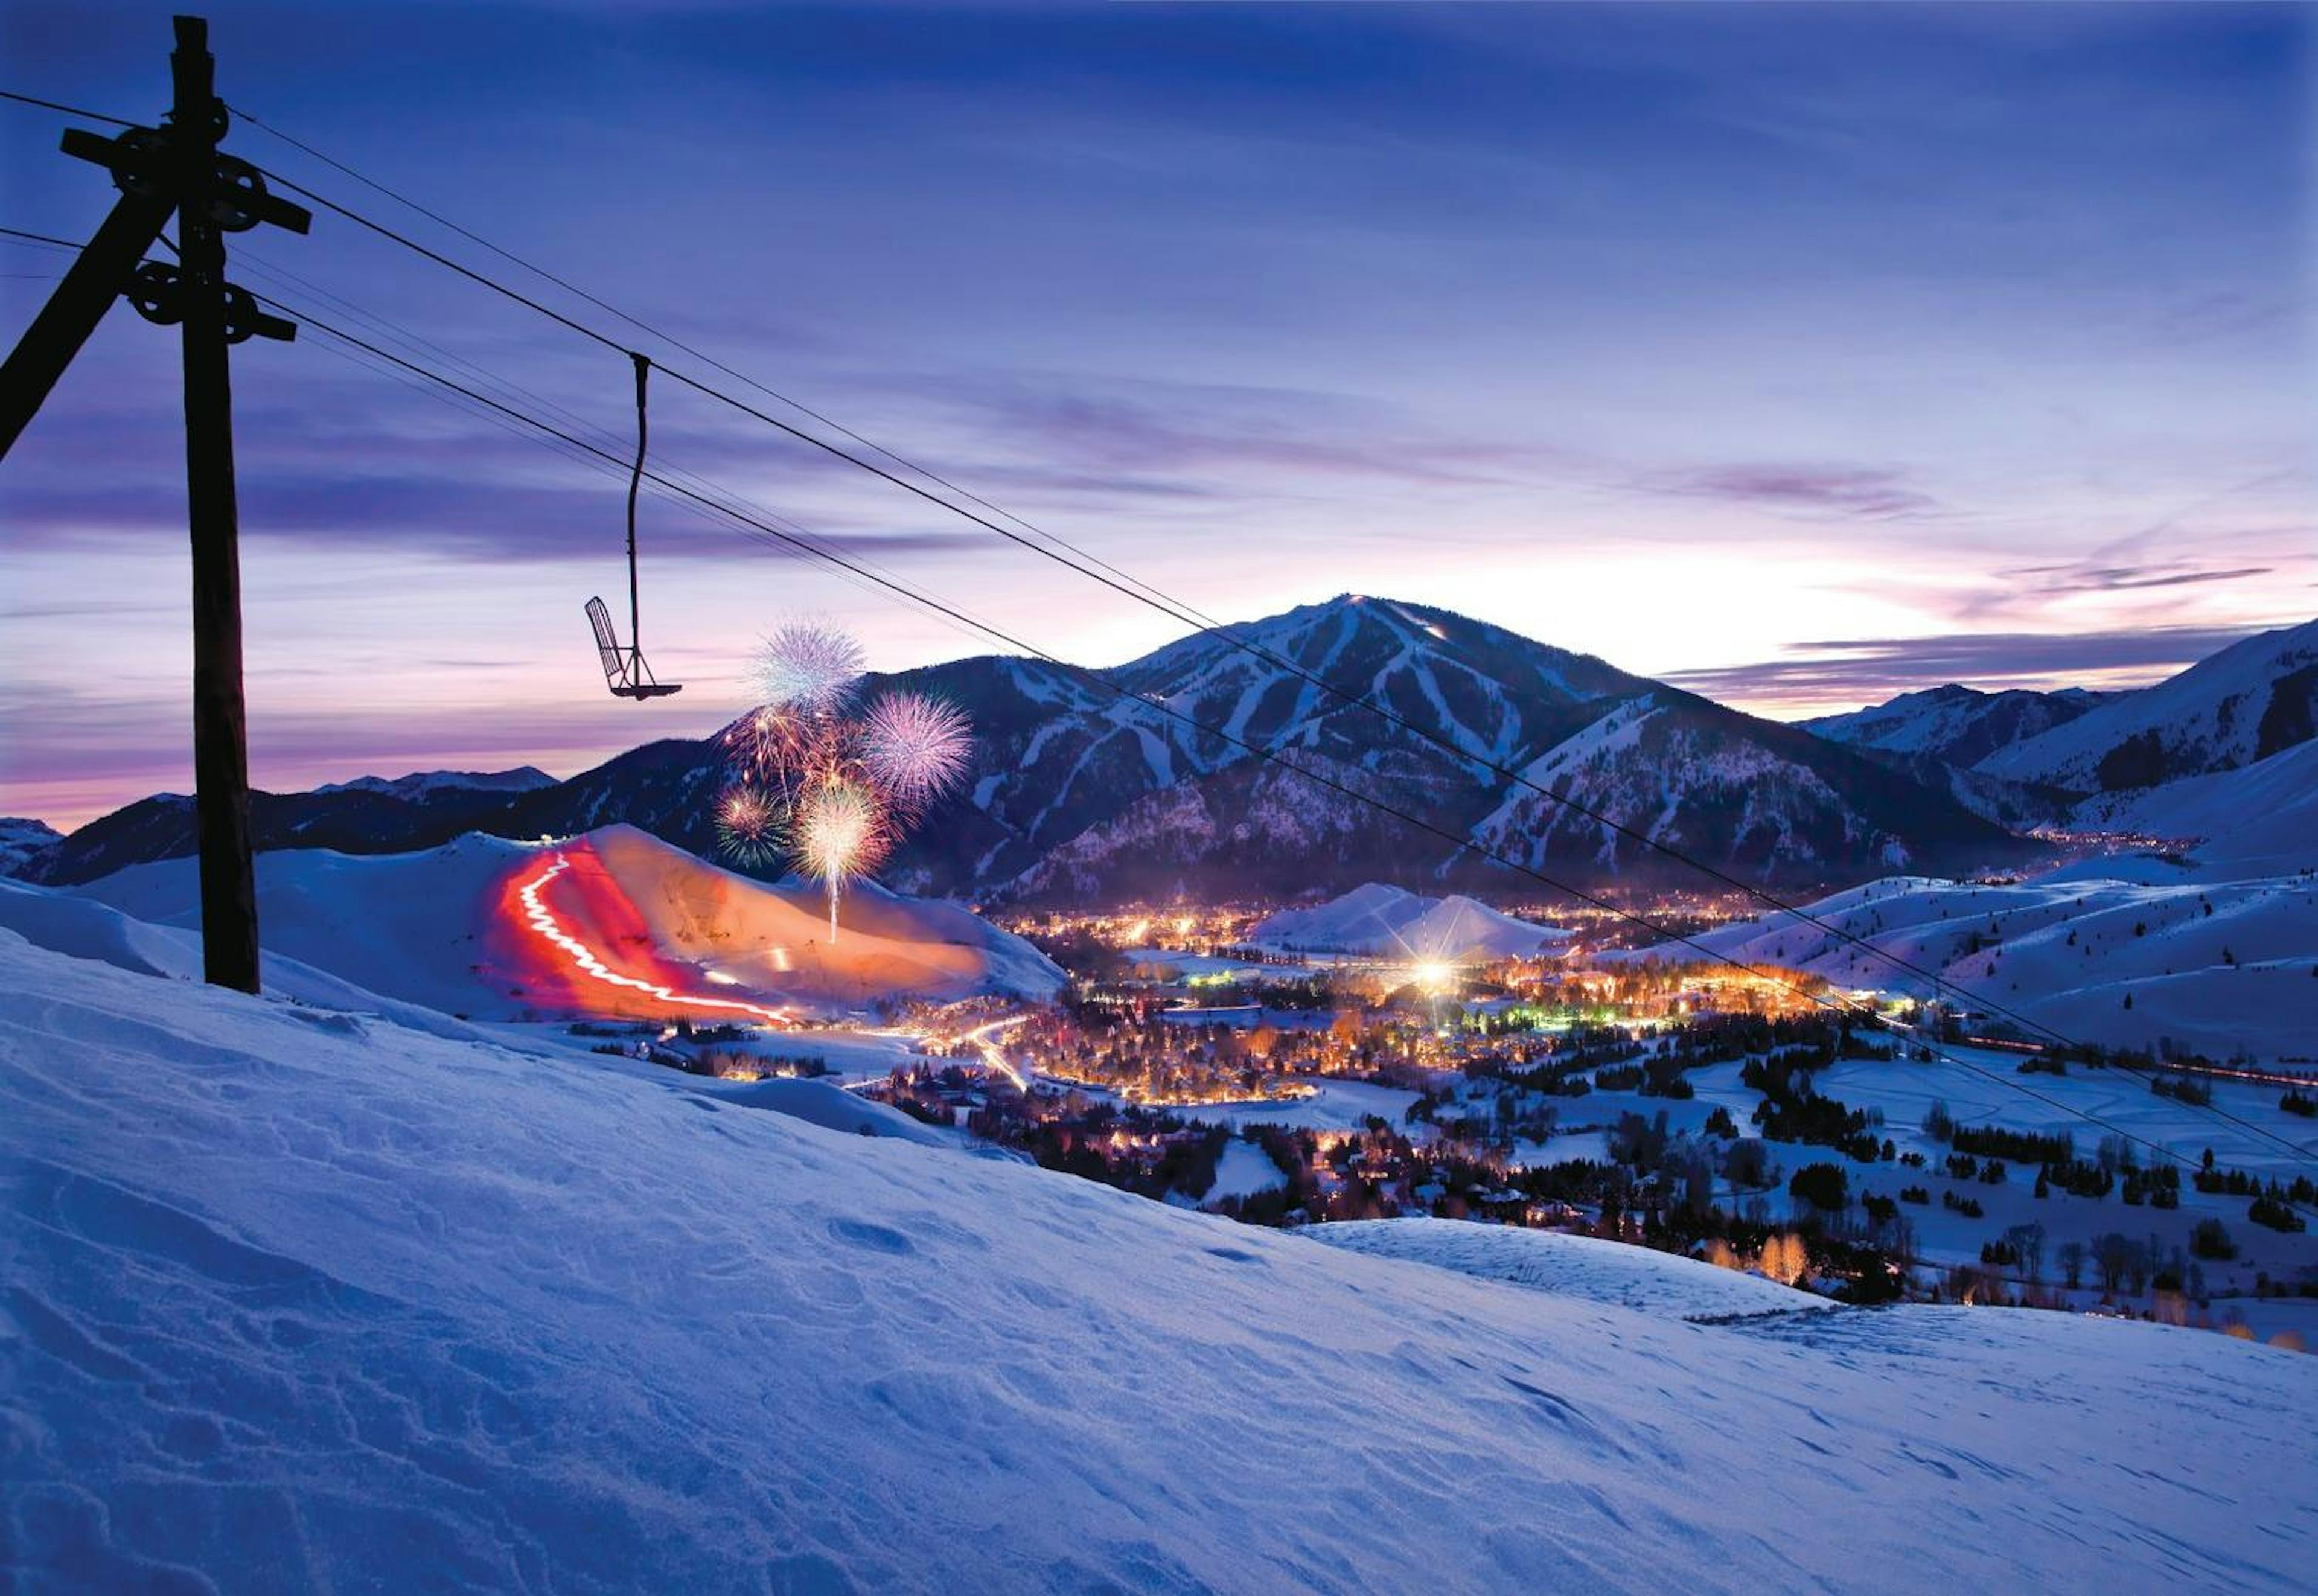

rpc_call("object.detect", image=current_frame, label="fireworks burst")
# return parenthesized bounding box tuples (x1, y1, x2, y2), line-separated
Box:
(753, 619, 865, 716)
(717, 617, 974, 941)
(860, 691, 973, 809)
(795, 776, 891, 940)
(713, 784, 787, 867)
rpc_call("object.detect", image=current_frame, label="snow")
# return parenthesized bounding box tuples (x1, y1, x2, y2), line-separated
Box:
(1636, 866, 2318, 1061)
(0, 817, 62, 877)
(1308, 1220, 1834, 1320)
(1251, 882, 1568, 961)
(313, 766, 557, 799)
(2071, 738, 2318, 879)
(1172, 1075, 1427, 1132)
(1976, 618, 2317, 790)
(62, 824, 1064, 1021)
(5, 930, 2315, 1592)
(1202, 1137, 1289, 1205)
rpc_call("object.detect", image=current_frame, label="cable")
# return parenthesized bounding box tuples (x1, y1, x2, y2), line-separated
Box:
(0, 89, 137, 127)
(263, 301, 2318, 1198)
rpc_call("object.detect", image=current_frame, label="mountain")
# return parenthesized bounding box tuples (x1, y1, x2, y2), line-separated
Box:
(1975, 618, 2318, 793)
(1249, 881, 1571, 961)
(2069, 737, 2318, 880)
(0, 816, 62, 876)
(1461, 688, 2027, 886)
(19, 779, 545, 888)
(8, 929, 2312, 1593)
(313, 765, 557, 799)
(28, 596, 2039, 902)
(1806, 683, 2112, 767)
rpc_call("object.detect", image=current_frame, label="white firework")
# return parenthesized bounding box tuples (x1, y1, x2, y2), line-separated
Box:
(753, 618, 865, 715)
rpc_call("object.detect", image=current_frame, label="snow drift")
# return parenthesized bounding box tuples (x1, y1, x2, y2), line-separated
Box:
(3, 930, 2312, 1592)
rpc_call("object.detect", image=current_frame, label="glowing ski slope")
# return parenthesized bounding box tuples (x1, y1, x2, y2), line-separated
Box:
(2, 930, 2311, 1593)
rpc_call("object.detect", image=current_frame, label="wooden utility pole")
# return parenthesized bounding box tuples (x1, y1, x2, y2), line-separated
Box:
(171, 18, 261, 992)
(0, 14, 307, 992)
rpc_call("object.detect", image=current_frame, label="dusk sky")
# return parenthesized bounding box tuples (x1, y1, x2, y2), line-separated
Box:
(2, 1, 2311, 828)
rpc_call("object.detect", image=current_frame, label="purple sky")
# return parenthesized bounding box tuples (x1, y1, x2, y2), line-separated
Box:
(3, 2, 2312, 828)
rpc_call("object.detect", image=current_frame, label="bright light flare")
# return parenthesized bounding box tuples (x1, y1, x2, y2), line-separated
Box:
(1411, 958, 1458, 993)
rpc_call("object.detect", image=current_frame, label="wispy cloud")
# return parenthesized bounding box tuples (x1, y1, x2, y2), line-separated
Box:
(1668, 623, 2279, 712)
(1647, 463, 1940, 520)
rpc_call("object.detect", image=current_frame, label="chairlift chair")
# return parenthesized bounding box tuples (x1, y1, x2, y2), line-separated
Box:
(585, 351, 682, 700)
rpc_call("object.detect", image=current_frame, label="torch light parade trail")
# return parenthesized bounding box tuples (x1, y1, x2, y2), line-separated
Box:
(517, 855, 793, 1027)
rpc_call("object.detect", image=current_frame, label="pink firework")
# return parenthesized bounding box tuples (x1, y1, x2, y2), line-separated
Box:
(794, 775, 890, 940)
(753, 618, 865, 715)
(714, 784, 787, 867)
(860, 691, 973, 809)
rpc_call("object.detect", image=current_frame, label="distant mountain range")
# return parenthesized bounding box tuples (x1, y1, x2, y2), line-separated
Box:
(14, 601, 2314, 906)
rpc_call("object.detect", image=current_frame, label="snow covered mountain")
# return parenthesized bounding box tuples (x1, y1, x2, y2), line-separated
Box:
(2069, 737, 2318, 879)
(1463, 690, 2025, 885)
(1807, 683, 2112, 767)
(1651, 858, 2318, 1060)
(1251, 881, 1570, 960)
(1976, 618, 2318, 793)
(22, 596, 2039, 900)
(6, 928, 2312, 1592)
(312, 765, 557, 799)
(553, 596, 2026, 899)
(0, 816, 62, 876)
(19, 776, 560, 888)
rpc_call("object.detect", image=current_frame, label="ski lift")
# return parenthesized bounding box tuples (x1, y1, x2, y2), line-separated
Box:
(586, 351, 682, 700)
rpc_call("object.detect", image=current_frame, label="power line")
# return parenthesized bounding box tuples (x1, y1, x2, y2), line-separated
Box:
(0, 89, 137, 127)
(255, 302, 2318, 1195)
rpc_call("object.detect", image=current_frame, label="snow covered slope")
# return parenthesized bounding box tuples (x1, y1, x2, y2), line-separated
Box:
(3, 932, 2312, 1593)
(1976, 618, 2318, 792)
(1251, 881, 1569, 960)
(2071, 738, 2318, 879)
(66, 824, 1062, 1021)
(1307, 1219, 1830, 1320)
(1649, 869, 2318, 1059)
(0, 817, 62, 878)
(1807, 683, 2110, 766)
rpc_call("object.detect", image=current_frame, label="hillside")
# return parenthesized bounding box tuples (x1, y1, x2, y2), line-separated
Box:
(2069, 738, 2318, 879)
(1807, 683, 2112, 767)
(1655, 867, 2318, 1059)
(1976, 618, 2318, 793)
(64, 823, 1062, 1021)
(5, 930, 2313, 1592)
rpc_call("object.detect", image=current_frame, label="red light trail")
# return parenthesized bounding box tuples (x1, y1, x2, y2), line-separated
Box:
(512, 852, 792, 1026)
